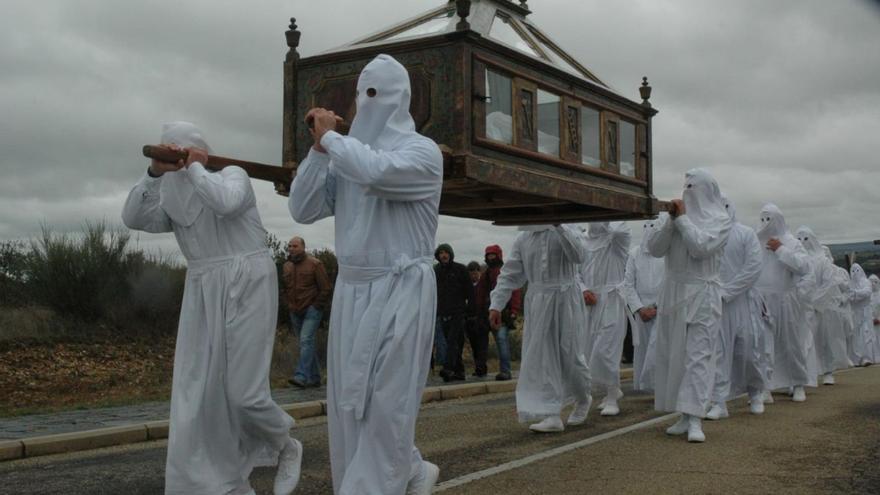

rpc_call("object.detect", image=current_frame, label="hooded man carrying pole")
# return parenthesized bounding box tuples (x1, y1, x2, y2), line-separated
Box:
(579, 221, 631, 416)
(646, 168, 731, 443)
(122, 122, 301, 495)
(489, 225, 593, 432)
(755, 204, 813, 402)
(288, 55, 444, 495)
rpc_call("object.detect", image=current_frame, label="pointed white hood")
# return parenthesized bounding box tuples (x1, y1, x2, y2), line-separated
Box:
(158, 121, 212, 227)
(756, 203, 788, 243)
(682, 168, 728, 229)
(720, 193, 737, 222)
(795, 226, 824, 259)
(348, 54, 419, 152)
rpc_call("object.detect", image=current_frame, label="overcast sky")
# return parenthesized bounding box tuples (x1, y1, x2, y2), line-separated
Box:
(2, 0, 879, 263)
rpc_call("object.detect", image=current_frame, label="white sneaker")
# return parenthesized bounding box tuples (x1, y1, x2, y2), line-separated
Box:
(666, 414, 689, 436)
(792, 386, 806, 402)
(567, 396, 593, 426)
(529, 416, 565, 433)
(600, 397, 620, 417)
(274, 438, 302, 495)
(822, 373, 835, 385)
(406, 461, 440, 495)
(598, 387, 624, 408)
(749, 393, 765, 415)
(687, 416, 706, 443)
(705, 403, 729, 421)
(763, 390, 774, 404)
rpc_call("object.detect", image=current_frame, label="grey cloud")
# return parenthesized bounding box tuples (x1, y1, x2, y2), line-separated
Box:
(1, 0, 878, 259)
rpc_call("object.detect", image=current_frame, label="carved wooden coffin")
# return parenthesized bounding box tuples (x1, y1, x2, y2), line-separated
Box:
(280, 0, 661, 224)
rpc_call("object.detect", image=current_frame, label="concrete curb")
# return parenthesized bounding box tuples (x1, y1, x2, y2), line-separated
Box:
(2, 368, 634, 462)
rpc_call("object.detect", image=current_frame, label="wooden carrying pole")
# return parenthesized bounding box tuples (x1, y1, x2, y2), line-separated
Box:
(142, 145, 293, 184)
(143, 145, 672, 217)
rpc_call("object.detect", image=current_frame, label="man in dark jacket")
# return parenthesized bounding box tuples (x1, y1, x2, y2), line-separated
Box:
(434, 243, 472, 382)
(476, 245, 521, 381)
(465, 261, 488, 377)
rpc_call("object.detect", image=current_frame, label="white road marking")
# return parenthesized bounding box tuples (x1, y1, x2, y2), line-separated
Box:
(433, 411, 679, 492)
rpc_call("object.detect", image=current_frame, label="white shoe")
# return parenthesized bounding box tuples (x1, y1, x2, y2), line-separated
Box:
(567, 396, 593, 426)
(274, 438, 302, 495)
(763, 390, 774, 404)
(600, 398, 620, 417)
(598, 387, 624, 408)
(406, 461, 440, 495)
(705, 403, 729, 421)
(687, 416, 706, 443)
(666, 414, 689, 436)
(749, 394, 765, 415)
(792, 386, 806, 402)
(822, 373, 835, 385)
(529, 416, 565, 433)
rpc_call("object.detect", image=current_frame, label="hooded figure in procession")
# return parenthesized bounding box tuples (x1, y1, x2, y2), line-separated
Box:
(869, 274, 880, 363)
(578, 221, 631, 416)
(122, 122, 301, 495)
(288, 55, 444, 495)
(623, 218, 666, 392)
(489, 225, 593, 433)
(646, 168, 731, 443)
(706, 195, 768, 420)
(849, 263, 875, 367)
(755, 204, 814, 402)
(796, 226, 850, 385)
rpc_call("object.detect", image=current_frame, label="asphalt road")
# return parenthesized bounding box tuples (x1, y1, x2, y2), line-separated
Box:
(3, 367, 879, 494)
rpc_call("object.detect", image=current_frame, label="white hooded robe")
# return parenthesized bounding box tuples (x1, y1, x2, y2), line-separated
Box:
(579, 222, 631, 392)
(623, 219, 665, 392)
(122, 122, 295, 495)
(288, 55, 443, 495)
(646, 169, 731, 418)
(489, 225, 592, 422)
(869, 275, 880, 362)
(849, 264, 875, 365)
(796, 227, 850, 374)
(713, 196, 768, 401)
(755, 204, 813, 390)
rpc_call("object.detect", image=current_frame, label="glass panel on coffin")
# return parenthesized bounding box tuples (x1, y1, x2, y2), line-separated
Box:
(528, 29, 589, 79)
(620, 120, 636, 177)
(382, 8, 455, 41)
(537, 90, 560, 157)
(485, 70, 513, 145)
(581, 106, 601, 166)
(489, 14, 541, 58)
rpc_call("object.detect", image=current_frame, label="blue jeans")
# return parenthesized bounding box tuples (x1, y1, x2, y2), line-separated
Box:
(492, 325, 511, 374)
(290, 306, 323, 385)
(434, 318, 447, 369)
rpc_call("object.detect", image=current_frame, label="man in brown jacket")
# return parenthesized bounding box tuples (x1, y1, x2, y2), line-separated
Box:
(282, 236, 332, 388)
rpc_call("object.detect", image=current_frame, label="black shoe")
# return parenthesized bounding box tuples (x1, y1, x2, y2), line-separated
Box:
(308, 380, 323, 388)
(439, 370, 453, 382)
(452, 373, 466, 381)
(495, 372, 511, 381)
(288, 377, 307, 388)
(474, 370, 487, 378)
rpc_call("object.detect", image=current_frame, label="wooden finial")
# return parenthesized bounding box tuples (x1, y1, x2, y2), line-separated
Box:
(456, 0, 472, 30)
(639, 76, 652, 107)
(285, 18, 301, 62)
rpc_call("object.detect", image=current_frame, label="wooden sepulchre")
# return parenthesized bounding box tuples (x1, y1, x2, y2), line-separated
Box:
(278, 0, 663, 225)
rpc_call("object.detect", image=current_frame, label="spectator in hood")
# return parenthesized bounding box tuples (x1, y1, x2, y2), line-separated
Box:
(434, 243, 471, 382)
(477, 245, 521, 381)
(465, 261, 489, 377)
